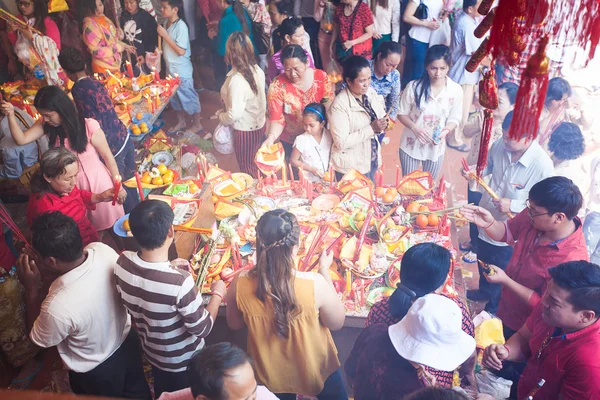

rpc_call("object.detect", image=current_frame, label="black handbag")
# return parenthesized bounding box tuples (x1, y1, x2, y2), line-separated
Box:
(414, 0, 428, 20)
(252, 21, 270, 55)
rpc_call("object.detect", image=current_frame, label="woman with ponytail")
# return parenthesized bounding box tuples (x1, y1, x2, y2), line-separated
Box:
(365, 242, 476, 387)
(218, 32, 266, 178)
(225, 210, 347, 400)
(397, 44, 463, 179)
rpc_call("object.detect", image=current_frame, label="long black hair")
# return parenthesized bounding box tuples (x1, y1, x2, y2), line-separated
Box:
(34, 86, 89, 154)
(388, 243, 451, 320)
(278, 16, 303, 45)
(225, 0, 250, 35)
(414, 45, 451, 109)
(19, 0, 48, 34)
(78, 0, 101, 24)
(373, 41, 401, 63)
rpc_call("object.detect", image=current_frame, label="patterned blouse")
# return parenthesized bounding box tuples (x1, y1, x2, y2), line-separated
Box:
(82, 15, 123, 73)
(334, 2, 374, 59)
(267, 68, 334, 144)
(366, 294, 475, 387)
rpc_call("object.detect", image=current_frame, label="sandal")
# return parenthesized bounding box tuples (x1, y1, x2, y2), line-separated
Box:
(8, 359, 43, 390)
(447, 142, 471, 152)
(462, 251, 477, 264)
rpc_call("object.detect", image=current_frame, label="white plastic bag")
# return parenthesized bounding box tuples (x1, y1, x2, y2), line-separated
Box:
(213, 123, 234, 155)
(476, 370, 512, 399)
(429, 18, 451, 47)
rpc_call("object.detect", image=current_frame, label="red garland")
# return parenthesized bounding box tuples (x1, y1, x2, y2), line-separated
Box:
(508, 36, 550, 140)
(479, 69, 498, 110)
(476, 109, 494, 179)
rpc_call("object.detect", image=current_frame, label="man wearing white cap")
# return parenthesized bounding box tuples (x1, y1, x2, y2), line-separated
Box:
(346, 294, 476, 399)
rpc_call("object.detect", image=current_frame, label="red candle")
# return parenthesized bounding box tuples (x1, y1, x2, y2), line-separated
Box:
(298, 166, 304, 184)
(288, 163, 294, 184)
(329, 163, 334, 189)
(307, 181, 313, 201)
(126, 61, 134, 79)
(152, 67, 160, 82)
(395, 165, 401, 187)
(112, 175, 122, 206)
(23, 100, 33, 117)
(134, 172, 145, 201)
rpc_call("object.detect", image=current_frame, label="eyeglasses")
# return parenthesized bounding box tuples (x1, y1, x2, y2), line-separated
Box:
(526, 200, 549, 218)
(17, 1, 33, 7)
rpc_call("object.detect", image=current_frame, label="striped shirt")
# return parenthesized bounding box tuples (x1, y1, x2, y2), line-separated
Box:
(115, 252, 213, 372)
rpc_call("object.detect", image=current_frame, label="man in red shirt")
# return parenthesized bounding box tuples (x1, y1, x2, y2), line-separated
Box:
(462, 176, 589, 335)
(482, 261, 600, 400)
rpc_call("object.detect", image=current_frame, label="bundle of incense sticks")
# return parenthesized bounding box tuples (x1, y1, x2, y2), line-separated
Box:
(0, 202, 29, 246)
(461, 158, 515, 218)
(301, 224, 329, 271)
(307, 233, 344, 272)
(0, 9, 42, 35)
(353, 213, 373, 262)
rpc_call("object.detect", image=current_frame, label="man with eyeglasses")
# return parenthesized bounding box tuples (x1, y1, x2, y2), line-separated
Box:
(482, 261, 600, 400)
(462, 110, 554, 313)
(462, 176, 589, 338)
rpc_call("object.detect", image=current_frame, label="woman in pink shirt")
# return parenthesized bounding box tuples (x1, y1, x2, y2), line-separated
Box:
(7, 0, 66, 86)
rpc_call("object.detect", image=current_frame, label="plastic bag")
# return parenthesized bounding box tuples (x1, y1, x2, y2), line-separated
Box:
(213, 123, 234, 155)
(429, 17, 451, 47)
(476, 370, 512, 399)
(145, 50, 162, 73)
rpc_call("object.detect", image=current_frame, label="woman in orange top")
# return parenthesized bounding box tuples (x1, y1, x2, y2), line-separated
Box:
(225, 210, 347, 400)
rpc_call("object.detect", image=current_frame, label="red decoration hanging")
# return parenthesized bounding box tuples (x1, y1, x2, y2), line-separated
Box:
(474, 7, 496, 38)
(508, 36, 550, 141)
(466, 38, 490, 73)
(479, 69, 498, 110)
(476, 110, 494, 179)
(477, 0, 494, 16)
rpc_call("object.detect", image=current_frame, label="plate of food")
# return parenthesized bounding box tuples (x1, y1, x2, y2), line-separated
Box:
(152, 151, 174, 166)
(113, 214, 132, 238)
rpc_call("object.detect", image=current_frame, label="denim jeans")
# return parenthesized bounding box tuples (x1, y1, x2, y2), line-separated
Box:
(476, 238, 514, 314)
(276, 369, 348, 400)
(584, 211, 600, 264)
(401, 36, 428, 89)
(114, 139, 139, 213)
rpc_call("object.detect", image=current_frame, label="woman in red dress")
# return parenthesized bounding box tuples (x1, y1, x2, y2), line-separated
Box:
(332, 0, 374, 62)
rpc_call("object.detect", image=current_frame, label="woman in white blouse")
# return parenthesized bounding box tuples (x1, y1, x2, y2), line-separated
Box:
(401, 0, 444, 88)
(217, 32, 267, 178)
(397, 45, 463, 179)
(368, 0, 401, 51)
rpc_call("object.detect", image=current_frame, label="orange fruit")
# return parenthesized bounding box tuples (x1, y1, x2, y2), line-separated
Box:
(140, 125, 149, 134)
(162, 174, 174, 184)
(419, 205, 430, 213)
(151, 176, 164, 185)
(415, 214, 429, 228)
(163, 169, 175, 180)
(122, 219, 130, 231)
(135, 113, 143, 120)
(428, 214, 440, 226)
(132, 127, 141, 135)
(157, 164, 168, 175)
(386, 188, 397, 196)
(406, 201, 420, 214)
(189, 183, 200, 193)
(141, 173, 152, 184)
(323, 171, 331, 182)
(383, 192, 396, 203)
(212, 195, 219, 203)
(375, 187, 386, 198)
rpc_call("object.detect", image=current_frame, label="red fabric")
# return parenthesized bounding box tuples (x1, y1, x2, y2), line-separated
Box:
(197, 0, 222, 24)
(496, 211, 589, 331)
(334, 2, 374, 59)
(518, 304, 600, 400)
(26, 186, 98, 247)
(8, 16, 62, 50)
(0, 228, 17, 269)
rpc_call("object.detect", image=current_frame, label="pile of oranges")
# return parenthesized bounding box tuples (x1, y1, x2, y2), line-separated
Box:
(375, 186, 398, 204)
(141, 163, 175, 185)
(406, 201, 440, 228)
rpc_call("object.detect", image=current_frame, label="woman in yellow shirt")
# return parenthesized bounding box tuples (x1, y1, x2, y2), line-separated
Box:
(225, 210, 347, 399)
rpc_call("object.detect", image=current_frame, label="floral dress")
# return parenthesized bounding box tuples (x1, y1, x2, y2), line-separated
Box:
(267, 68, 334, 144)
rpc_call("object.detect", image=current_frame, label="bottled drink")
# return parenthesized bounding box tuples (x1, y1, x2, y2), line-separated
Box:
(525, 379, 545, 399)
(34, 65, 45, 80)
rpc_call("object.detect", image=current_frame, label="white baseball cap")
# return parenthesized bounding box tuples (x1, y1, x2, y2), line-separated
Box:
(388, 294, 476, 372)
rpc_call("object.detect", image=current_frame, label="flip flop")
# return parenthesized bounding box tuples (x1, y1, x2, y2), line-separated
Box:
(447, 141, 471, 152)
(462, 251, 478, 264)
(8, 358, 43, 390)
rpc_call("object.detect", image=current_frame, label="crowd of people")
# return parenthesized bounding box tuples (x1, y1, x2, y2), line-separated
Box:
(0, 0, 599, 398)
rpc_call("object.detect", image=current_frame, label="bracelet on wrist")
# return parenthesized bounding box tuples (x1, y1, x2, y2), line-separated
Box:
(483, 220, 495, 230)
(503, 345, 510, 357)
(209, 291, 224, 301)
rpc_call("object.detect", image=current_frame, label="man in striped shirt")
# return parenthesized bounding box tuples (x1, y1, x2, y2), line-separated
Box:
(115, 200, 226, 398)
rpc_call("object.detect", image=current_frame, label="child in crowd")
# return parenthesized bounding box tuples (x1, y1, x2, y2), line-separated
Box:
(158, 0, 203, 134)
(291, 103, 332, 182)
(447, 0, 484, 152)
(120, 0, 159, 74)
(26, 147, 118, 247)
(115, 200, 226, 398)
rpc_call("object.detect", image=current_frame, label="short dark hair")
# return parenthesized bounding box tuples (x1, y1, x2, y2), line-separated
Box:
(161, 0, 184, 18)
(280, 43, 308, 64)
(545, 77, 571, 107)
(462, 0, 478, 11)
(272, 0, 294, 16)
(529, 176, 583, 220)
(549, 261, 600, 316)
(405, 387, 468, 400)
(342, 55, 371, 83)
(498, 82, 518, 105)
(502, 110, 514, 131)
(129, 200, 174, 250)
(32, 212, 83, 262)
(58, 46, 87, 74)
(389, 243, 451, 320)
(373, 41, 401, 62)
(189, 343, 253, 399)
(548, 122, 585, 161)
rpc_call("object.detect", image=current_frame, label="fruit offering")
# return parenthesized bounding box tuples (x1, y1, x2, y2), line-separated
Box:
(140, 164, 176, 187)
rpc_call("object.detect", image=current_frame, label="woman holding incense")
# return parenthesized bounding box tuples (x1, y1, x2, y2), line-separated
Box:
(6, 0, 66, 86)
(226, 210, 347, 399)
(79, 0, 136, 73)
(0, 86, 126, 234)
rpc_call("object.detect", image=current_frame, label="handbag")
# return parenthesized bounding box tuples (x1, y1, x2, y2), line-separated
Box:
(335, 3, 360, 63)
(252, 21, 270, 55)
(414, 0, 428, 20)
